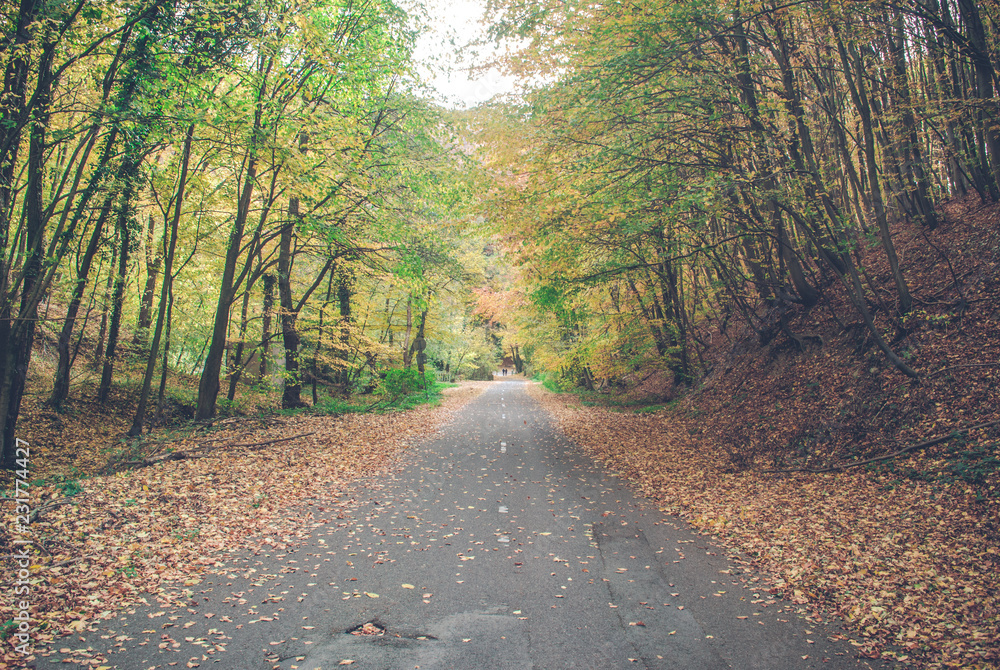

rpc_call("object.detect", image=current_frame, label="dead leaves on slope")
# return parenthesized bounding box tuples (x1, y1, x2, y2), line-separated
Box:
(527, 383, 999, 669)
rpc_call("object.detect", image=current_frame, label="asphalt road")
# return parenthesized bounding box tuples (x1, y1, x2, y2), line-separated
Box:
(37, 380, 890, 669)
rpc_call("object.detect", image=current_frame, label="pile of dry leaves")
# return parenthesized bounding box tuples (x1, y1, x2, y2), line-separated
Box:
(0, 384, 484, 667)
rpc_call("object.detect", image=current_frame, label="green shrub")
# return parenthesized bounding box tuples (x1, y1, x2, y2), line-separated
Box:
(382, 368, 434, 397)
(538, 373, 563, 393)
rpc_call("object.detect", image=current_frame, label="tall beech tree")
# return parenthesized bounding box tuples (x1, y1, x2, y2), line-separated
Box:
(0, 0, 164, 466)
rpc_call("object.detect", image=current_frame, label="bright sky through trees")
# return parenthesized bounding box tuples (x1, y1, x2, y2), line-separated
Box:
(410, 0, 517, 107)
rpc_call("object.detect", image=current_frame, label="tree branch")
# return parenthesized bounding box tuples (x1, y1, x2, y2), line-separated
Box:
(765, 419, 1000, 474)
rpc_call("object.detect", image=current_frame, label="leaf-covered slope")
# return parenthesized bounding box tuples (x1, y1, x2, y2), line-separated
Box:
(524, 197, 999, 668)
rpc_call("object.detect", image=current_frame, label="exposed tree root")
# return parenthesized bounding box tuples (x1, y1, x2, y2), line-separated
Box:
(119, 431, 317, 470)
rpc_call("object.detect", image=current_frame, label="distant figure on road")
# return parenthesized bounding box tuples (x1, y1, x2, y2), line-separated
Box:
(502, 368, 507, 376)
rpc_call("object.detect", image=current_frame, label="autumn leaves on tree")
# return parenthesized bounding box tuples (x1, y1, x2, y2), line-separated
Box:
(479, 0, 998, 390)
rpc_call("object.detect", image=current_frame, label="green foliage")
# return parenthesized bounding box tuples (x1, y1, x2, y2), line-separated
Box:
(381, 368, 434, 398)
(50, 475, 84, 497)
(0, 620, 17, 642)
(115, 561, 139, 579)
(535, 373, 564, 394)
(379, 379, 454, 412)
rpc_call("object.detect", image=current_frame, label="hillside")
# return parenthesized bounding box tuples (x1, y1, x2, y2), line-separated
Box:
(530, 194, 999, 668)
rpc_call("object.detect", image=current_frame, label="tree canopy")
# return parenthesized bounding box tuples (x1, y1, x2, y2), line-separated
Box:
(0, 0, 998, 466)
(477, 0, 999, 389)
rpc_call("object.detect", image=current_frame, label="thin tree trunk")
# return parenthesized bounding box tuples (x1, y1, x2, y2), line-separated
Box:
(835, 29, 913, 313)
(337, 276, 352, 392)
(887, 9, 937, 229)
(156, 282, 174, 420)
(277, 190, 304, 408)
(312, 273, 333, 405)
(48, 192, 113, 409)
(402, 296, 413, 367)
(956, 0, 1000, 198)
(226, 287, 252, 401)
(196, 54, 271, 420)
(260, 272, 274, 380)
(94, 240, 117, 366)
(129, 123, 193, 435)
(134, 213, 162, 345)
(97, 184, 137, 404)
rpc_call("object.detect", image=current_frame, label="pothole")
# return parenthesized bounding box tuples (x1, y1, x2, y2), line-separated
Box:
(343, 620, 439, 641)
(347, 621, 386, 636)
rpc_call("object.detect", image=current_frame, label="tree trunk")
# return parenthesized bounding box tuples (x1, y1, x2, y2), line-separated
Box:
(402, 296, 413, 367)
(227, 287, 252, 401)
(156, 281, 174, 420)
(46, 111, 130, 408)
(956, 0, 1000, 198)
(835, 30, 913, 313)
(48, 192, 112, 409)
(337, 276, 352, 391)
(134, 213, 162, 345)
(129, 123, 193, 435)
(408, 305, 428, 384)
(94, 241, 116, 366)
(0, 0, 40, 255)
(260, 272, 274, 380)
(277, 199, 304, 409)
(0, 21, 47, 468)
(887, 9, 937, 229)
(97, 185, 137, 404)
(196, 54, 270, 420)
(510, 344, 523, 374)
(626, 276, 669, 355)
(312, 272, 334, 405)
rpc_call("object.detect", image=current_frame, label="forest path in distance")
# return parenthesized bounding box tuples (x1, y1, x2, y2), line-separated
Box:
(36, 380, 892, 669)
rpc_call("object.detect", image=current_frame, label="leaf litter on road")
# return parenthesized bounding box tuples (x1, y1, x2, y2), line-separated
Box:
(0, 384, 486, 667)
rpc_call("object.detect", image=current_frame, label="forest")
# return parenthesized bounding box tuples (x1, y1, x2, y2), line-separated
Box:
(0, 0, 998, 664)
(1, 0, 996, 464)
(479, 0, 997, 388)
(0, 0, 509, 473)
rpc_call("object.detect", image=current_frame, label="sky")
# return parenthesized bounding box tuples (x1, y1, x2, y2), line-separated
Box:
(409, 0, 519, 108)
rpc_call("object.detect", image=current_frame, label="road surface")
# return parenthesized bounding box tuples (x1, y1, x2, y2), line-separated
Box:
(37, 380, 889, 669)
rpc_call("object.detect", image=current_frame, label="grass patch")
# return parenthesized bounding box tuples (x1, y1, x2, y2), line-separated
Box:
(534, 373, 564, 394)
(293, 380, 457, 416)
